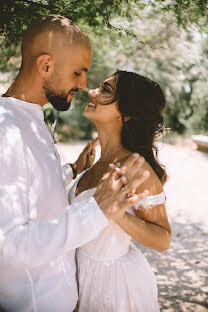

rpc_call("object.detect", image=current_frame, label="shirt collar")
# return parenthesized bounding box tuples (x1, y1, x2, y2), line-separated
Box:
(0, 96, 45, 121)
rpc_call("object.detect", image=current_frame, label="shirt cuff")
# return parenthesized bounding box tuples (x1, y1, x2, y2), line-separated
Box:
(89, 197, 109, 228)
(62, 163, 73, 186)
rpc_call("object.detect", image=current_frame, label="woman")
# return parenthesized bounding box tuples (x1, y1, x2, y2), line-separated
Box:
(68, 70, 171, 311)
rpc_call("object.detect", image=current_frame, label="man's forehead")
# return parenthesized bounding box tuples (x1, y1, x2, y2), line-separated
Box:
(69, 66, 89, 73)
(67, 48, 92, 68)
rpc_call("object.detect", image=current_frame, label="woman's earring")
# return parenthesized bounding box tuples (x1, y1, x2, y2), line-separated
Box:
(117, 116, 122, 121)
(124, 116, 130, 122)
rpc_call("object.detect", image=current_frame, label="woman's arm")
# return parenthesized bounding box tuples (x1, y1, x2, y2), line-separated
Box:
(114, 204, 171, 252)
(114, 160, 171, 252)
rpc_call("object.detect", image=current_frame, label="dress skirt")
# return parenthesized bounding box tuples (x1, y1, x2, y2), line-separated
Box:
(76, 243, 159, 312)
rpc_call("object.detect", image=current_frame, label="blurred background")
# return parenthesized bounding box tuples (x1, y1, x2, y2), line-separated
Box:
(1, 1, 208, 311)
(0, 0, 208, 142)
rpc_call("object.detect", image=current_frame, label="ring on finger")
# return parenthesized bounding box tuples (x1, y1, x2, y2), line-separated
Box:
(121, 175, 128, 183)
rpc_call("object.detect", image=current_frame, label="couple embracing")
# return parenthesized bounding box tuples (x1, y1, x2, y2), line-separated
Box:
(0, 15, 171, 312)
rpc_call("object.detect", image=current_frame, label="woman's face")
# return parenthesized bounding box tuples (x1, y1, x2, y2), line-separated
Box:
(83, 75, 121, 124)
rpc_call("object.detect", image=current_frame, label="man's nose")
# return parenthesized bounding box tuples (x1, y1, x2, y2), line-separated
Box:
(77, 75, 87, 90)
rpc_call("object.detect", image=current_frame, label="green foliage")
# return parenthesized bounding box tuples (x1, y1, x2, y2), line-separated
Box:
(0, 0, 207, 57)
(0, 39, 20, 72)
(1, 0, 208, 139)
(0, 0, 132, 47)
(105, 7, 208, 136)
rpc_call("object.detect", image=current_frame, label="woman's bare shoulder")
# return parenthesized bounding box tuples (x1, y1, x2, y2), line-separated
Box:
(136, 160, 163, 195)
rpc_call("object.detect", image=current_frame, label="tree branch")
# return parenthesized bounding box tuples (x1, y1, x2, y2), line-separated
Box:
(12, 0, 75, 14)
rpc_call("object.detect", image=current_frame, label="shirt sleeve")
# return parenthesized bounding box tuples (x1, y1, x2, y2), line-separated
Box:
(0, 197, 108, 268)
(61, 163, 73, 186)
(0, 119, 108, 269)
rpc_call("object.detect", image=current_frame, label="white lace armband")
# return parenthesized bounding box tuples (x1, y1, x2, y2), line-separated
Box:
(134, 191, 166, 211)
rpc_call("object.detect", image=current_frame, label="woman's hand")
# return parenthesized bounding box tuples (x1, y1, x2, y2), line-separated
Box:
(108, 158, 171, 252)
(72, 138, 99, 175)
(94, 153, 150, 220)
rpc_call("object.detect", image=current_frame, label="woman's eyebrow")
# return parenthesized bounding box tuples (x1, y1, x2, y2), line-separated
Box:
(103, 81, 113, 89)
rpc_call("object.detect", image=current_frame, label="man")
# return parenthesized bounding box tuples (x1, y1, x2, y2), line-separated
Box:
(0, 15, 149, 311)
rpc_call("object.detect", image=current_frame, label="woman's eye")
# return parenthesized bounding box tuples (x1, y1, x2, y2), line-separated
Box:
(102, 87, 110, 93)
(74, 72, 81, 76)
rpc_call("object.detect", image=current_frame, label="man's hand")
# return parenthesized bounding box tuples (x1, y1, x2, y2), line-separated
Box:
(72, 138, 99, 175)
(94, 153, 150, 220)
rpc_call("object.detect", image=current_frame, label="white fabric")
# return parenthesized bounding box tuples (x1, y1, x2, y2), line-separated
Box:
(0, 97, 108, 312)
(68, 173, 165, 312)
(133, 192, 166, 210)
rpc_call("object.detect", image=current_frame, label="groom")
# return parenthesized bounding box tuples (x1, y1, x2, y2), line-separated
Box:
(0, 15, 149, 312)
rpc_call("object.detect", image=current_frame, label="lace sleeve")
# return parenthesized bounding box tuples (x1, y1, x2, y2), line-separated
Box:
(134, 191, 166, 211)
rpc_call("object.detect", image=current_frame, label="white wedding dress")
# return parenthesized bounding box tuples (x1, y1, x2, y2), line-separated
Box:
(68, 171, 166, 312)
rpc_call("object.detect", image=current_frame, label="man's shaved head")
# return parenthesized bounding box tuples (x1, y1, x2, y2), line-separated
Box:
(16, 15, 92, 111)
(21, 15, 92, 69)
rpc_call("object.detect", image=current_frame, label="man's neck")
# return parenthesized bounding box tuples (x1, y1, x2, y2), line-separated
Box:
(3, 73, 47, 106)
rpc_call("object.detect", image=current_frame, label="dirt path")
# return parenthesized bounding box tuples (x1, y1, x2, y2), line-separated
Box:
(57, 142, 208, 311)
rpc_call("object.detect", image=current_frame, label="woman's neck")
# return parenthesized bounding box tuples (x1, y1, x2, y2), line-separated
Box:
(96, 125, 129, 164)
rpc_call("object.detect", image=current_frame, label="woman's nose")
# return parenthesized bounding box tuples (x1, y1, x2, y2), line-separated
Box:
(88, 89, 94, 97)
(88, 88, 99, 97)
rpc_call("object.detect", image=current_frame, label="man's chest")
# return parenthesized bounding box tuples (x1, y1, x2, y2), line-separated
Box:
(25, 133, 68, 220)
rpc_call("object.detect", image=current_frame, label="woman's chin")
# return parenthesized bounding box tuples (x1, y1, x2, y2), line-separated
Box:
(82, 109, 94, 121)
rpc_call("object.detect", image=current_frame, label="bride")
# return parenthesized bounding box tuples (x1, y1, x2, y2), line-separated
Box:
(68, 70, 171, 311)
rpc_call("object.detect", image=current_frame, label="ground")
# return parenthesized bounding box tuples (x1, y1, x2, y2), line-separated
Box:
(56, 141, 208, 312)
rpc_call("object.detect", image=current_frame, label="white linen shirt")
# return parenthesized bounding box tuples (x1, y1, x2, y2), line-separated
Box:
(0, 97, 108, 312)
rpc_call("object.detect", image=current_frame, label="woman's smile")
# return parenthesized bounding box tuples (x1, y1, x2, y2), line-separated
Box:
(85, 102, 97, 110)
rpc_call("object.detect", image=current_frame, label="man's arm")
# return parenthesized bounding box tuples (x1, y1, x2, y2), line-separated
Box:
(0, 134, 107, 268)
(0, 130, 148, 269)
(0, 193, 108, 268)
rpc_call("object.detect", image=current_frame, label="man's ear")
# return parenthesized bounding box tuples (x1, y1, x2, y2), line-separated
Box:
(36, 54, 54, 78)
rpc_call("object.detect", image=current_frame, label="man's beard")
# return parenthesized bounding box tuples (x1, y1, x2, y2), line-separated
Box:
(45, 89, 71, 111)
(43, 82, 71, 111)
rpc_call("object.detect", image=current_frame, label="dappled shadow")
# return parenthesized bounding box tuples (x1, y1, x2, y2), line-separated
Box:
(134, 220, 208, 311)
(58, 141, 208, 311)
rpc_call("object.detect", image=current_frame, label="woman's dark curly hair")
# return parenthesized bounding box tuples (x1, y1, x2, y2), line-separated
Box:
(114, 70, 167, 185)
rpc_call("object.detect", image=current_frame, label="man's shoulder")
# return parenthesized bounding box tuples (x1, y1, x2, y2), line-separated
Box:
(0, 98, 24, 146)
(0, 96, 18, 116)
(0, 97, 24, 128)
(0, 99, 28, 167)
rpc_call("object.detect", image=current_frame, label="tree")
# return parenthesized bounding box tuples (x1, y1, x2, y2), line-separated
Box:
(0, 0, 207, 70)
(1, 0, 208, 139)
(106, 6, 208, 135)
